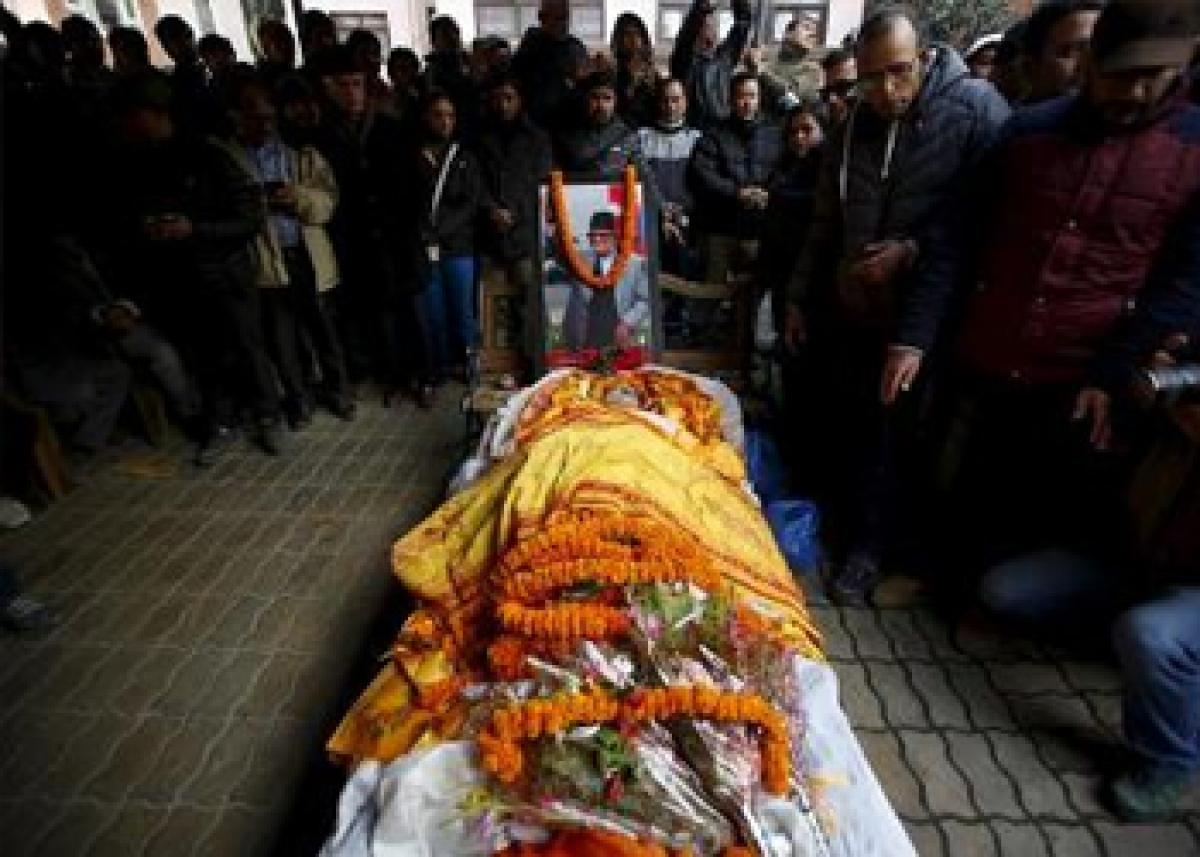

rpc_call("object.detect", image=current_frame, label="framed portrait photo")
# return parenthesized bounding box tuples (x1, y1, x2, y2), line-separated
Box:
(536, 170, 662, 374)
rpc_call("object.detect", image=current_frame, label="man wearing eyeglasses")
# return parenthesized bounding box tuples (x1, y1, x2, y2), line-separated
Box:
(782, 7, 1009, 606)
(818, 47, 858, 126)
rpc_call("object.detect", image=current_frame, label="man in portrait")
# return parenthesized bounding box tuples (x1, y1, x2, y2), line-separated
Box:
(562, 211, 650, 351)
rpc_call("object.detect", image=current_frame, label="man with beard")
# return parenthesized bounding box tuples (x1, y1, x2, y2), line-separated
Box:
(892, 0, 1200, 596)
(1022, 0, 1105, 104)
(782, 8, 1008, 606)
(554, 70, 654, 184)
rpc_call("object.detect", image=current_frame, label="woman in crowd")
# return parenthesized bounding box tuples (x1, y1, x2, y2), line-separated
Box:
(413, 90, 487, 390)
(610, 13, 658, 128)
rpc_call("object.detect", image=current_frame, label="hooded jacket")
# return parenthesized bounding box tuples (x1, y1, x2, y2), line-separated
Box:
(787, 46, 1009, 330)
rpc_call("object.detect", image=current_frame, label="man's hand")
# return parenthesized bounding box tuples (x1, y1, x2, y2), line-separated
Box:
(1073, 387, 1112, 451)
(849, 240, 913, 288)
(1149, 332, 1190, 368)
(881, 345, 923, 404)
(269, 183, 298, 212)
(146, 214, 193, 241)
(784, 304, 807, 352)
(103, 304, 138, 334)
(614, 322, 634, 348)
(737, 186, 769, 210)
(490, 207, 515, 232)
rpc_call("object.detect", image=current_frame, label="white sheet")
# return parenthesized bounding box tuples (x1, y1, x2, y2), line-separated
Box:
(319, 660, 915, 857)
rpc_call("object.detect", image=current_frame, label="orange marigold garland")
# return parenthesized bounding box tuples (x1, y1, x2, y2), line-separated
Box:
(478, 686, 791, 795)
(496, 513, 707, 580)
(549, 166, 639, 290)
(496, 601, 631, 640)
(497, 557, 722, 603)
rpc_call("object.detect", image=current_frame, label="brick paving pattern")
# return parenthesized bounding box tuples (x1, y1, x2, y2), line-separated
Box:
(1, 397, 1198, 855)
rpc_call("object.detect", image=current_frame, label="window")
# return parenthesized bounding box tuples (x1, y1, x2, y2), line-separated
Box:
(475, 0, 603, 46)
(330, 11, 391, 51)
(475, 3, 538, 40)
(657, 1, 827, 49)
(767, 4, 826, 45)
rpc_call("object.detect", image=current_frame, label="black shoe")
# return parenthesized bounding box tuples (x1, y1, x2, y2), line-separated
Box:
(285, 399, 313, 431)
(325, 395, 356, 420)
(254, 419, 284, 456)
(829, 553, 882, 608)
(193, 424, 236, 467)
(415, 383, 435, 410)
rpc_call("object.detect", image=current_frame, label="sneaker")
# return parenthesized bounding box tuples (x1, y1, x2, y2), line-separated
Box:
(829, 553, 882, 607)
(1, 594, 56, 636)
(254, 419, 284, 456)
(1108, 766, 1194, 822)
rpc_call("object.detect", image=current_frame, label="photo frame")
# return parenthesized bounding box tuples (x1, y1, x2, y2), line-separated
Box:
(534, 172, 662, 375)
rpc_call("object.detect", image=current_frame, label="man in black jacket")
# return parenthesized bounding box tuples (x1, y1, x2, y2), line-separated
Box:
(512, 0, 588, 130)
(313, 47, 419, 392)
(670, 0, 753, 129)
(476, 71, 554, 299)
(782, 9, 1008, 606)
(688, 72, 782, 286)
(101, 73, 284, 457)
(554, 70, 646, 178)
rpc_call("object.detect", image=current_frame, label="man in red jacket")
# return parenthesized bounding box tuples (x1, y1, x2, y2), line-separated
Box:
(884, 0, 1200, 571)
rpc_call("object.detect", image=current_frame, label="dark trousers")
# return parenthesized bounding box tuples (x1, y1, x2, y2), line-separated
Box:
(944, 377, 1125, 577)
(377, 294, 435, 389)
(210, 286, 280, 423)
(260, 286, 307, 411)
(809, 326, 931, 566)
(294, 288, 350, 403)
(261, 247, 352, 409)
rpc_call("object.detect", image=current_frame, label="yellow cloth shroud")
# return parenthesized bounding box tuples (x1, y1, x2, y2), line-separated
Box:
(328, 402, 823, 766)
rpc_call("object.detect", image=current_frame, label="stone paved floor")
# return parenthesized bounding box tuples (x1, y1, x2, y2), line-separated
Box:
(1, 395, 1198, 856)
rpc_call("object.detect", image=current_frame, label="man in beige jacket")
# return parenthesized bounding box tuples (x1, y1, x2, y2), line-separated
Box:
(228, 79, 353, 427)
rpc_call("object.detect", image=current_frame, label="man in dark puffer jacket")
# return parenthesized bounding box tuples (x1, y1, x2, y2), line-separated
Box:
(898, 0, 1200, 591)
(688, 72, 783, 286)
(782, 8, 1009, 606)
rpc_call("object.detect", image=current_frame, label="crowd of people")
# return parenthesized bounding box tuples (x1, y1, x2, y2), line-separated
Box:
(2, 0, 1200, 825)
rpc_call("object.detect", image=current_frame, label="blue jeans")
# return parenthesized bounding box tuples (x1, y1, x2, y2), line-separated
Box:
(980, 550, 1200, 775)
(421, 256, 477, 375)
(1114, 589, 1200, 775)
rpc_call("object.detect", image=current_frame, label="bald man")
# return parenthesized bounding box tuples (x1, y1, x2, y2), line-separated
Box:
(783, 8, 1009, 606)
